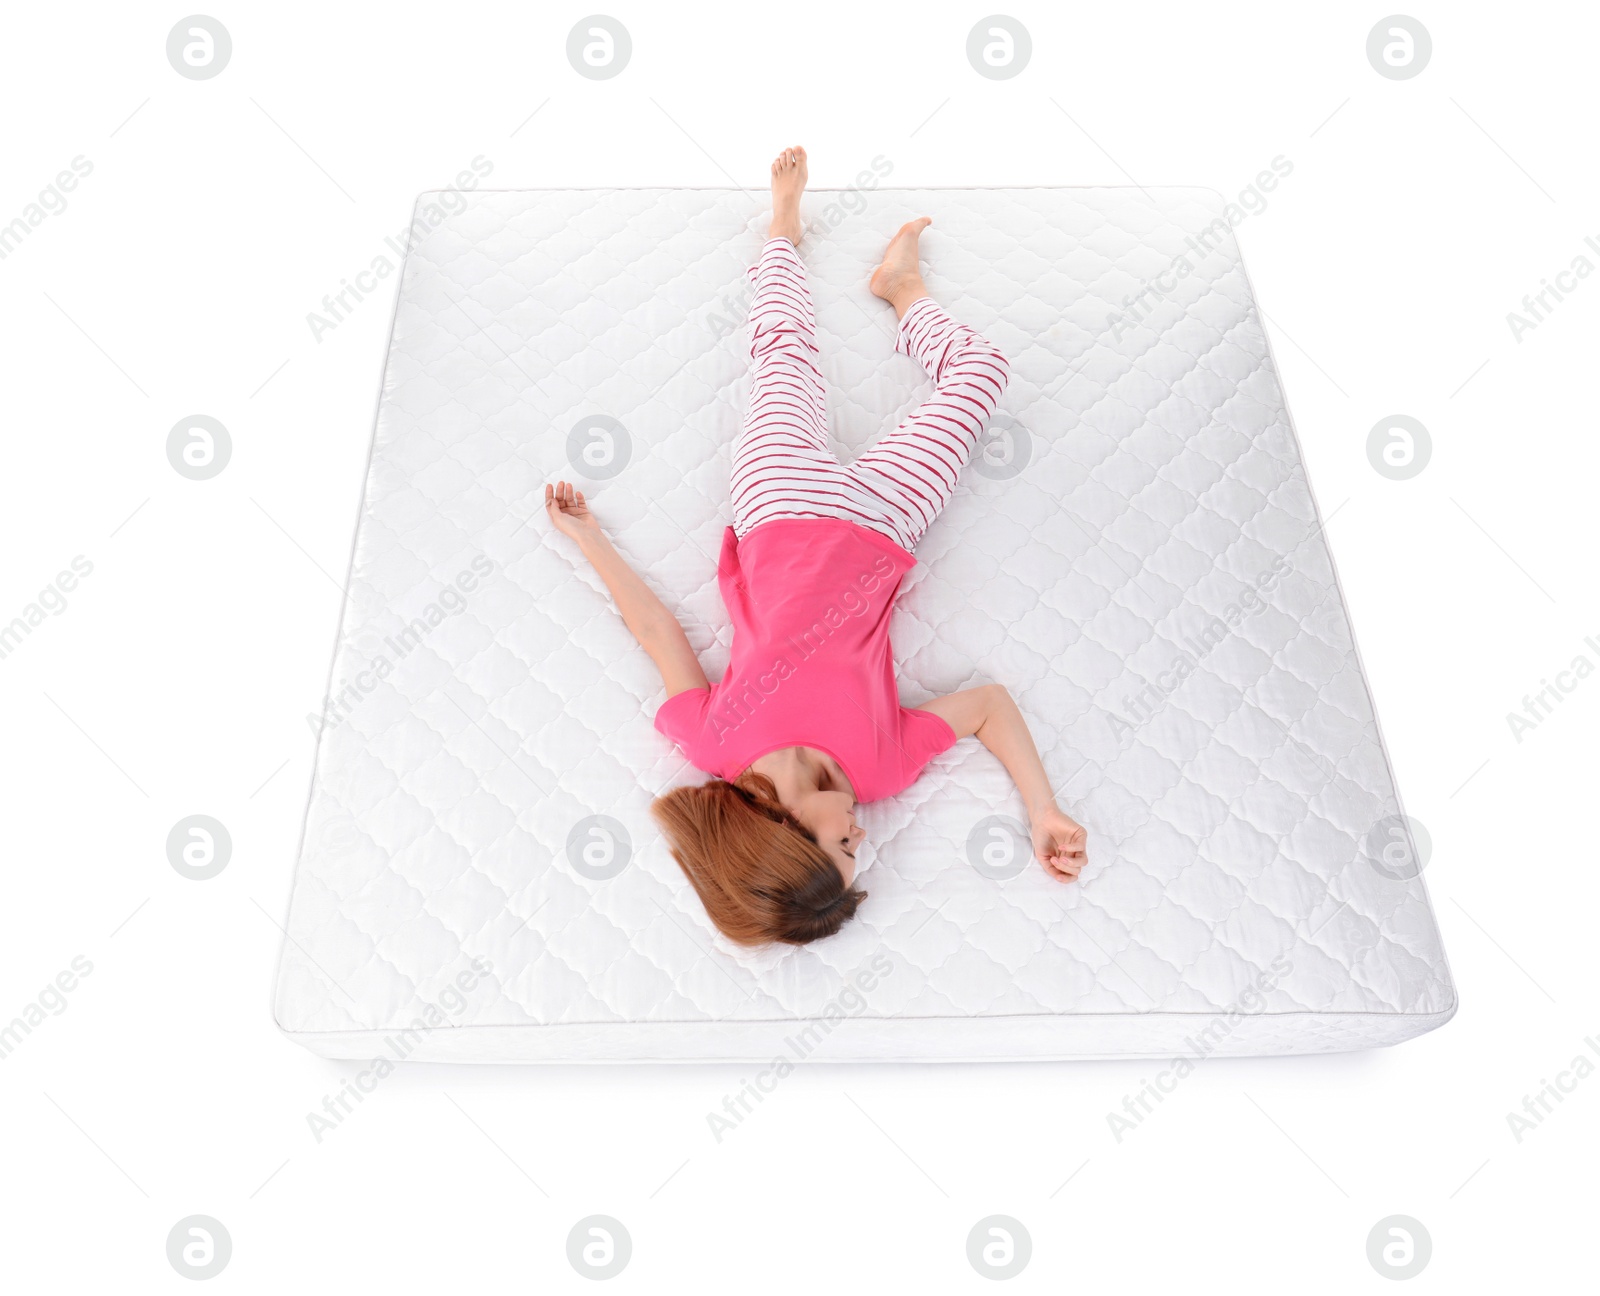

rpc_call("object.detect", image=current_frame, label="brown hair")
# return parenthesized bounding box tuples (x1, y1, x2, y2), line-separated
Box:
(650, 770, 864, 946)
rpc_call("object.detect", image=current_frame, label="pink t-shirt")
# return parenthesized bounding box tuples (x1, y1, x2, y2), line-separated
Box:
(654, 519, 957, 803)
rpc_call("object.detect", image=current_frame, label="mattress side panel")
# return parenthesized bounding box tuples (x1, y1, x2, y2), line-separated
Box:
(282, 1004, 1457, 1063)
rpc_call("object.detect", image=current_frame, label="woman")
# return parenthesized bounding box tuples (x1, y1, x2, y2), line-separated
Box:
(545, 146, 1086, 946)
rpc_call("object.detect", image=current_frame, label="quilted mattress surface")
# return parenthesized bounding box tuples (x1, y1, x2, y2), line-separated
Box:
(273, 185, 1456, 1061)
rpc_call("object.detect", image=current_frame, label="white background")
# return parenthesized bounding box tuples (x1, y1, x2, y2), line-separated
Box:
(2, 1, 1595, 1289)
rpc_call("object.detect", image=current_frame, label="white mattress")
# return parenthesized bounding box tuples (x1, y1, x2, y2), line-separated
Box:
(272, 186, 1456, 1062)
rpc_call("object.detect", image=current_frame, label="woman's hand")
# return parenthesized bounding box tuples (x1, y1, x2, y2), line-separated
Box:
(545, 480, 602, 544)
(1030, 803, 1087, 882)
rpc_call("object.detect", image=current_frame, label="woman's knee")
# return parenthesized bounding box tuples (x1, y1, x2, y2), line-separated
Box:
(748, 334, 821, 373)
(943, 341, 1010, 401)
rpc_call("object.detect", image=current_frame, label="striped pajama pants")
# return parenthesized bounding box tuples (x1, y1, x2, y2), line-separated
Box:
(731, 237, 1011, 552)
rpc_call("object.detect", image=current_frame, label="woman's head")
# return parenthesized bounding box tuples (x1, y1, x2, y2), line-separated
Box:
(650, 771, 865, 945)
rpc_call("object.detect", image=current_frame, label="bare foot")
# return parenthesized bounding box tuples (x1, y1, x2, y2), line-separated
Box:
(768, 146, 807, 245)
(870, 218, 932, 319)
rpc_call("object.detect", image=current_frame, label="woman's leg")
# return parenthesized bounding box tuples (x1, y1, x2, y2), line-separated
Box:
(847, 219, 1012, 551)
(731, 149, 861, 537)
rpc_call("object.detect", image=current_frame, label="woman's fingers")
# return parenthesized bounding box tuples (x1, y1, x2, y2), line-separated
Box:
(545, 481, 582, 512)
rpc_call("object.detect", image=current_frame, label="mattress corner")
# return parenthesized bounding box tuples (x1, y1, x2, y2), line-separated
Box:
(269, 946, 310, 1045)
(1435, 980, 1461, 1029)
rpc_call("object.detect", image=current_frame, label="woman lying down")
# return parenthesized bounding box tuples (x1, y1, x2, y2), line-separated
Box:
(544, 145, 1087, 946)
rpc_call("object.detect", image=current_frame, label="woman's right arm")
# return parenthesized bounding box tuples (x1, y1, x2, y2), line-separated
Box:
(545, 481, 709, 697)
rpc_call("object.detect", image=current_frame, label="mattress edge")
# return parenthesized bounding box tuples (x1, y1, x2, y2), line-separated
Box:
(269, 188, 428, 1028)
(1223, 211, 1461, 1013)
(276, 1005, 1459, 1063)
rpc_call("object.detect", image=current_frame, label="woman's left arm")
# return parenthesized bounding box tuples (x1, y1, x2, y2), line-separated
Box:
(919, 685, 1087, 881)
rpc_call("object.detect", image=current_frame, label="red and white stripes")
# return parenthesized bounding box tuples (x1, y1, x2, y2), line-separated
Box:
(731, 237, 1011, 552)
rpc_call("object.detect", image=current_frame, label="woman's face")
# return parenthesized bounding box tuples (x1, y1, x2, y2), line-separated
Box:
(790, 788, 865, 884)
